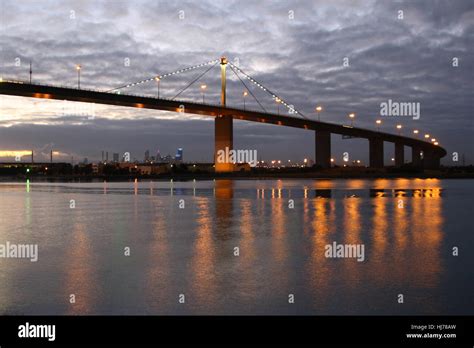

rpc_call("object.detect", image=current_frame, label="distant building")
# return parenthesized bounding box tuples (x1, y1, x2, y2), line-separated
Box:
(92, 163, 100, 174)
(235, 163, 251, 172)
(113, 153, 119, 162)
(162, 154, 173, 163)
(175, 148, 183, 162)
(144, 150, 150, 162)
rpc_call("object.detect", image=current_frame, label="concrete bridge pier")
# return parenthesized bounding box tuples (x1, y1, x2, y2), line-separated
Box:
(412, 146, 422, 168)
(423, 150, 441, 169)
(315, 130, 331, 168)
(215, 115, 234, 172)
(369, 137, 384, 168)
(395, 142, 405, 167)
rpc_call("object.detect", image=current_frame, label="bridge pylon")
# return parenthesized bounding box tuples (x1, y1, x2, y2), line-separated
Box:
(215, 56, 234, 172)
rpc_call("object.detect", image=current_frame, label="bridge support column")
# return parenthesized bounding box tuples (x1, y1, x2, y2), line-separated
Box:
(369, 138, 384, 168)
(412, 146, 422, 168)
(214, 57, 234, 173)
(215, 115, 234, 172)
(423, 150, 440, 169)
(315, 130, 331, 168)
(395, 142, 404, 167)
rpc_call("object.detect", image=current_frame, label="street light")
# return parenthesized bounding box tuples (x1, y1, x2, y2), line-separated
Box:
(376, 119, 382, 131)
(349, 113, 355, 126)
(316, 105, 322, 121)
(243, 90, 248, 109)
(275, 97, 281, 115)
(413, 129, 419, 136)
(76, 64, 81, 89)
(396, 124, 402, 135)
(424, 134, 430, 139)
(431, 138, 436, 142)
(200, 84, 207, 103)
(155, 77, 160, 98)
(434, 142, 439, 145)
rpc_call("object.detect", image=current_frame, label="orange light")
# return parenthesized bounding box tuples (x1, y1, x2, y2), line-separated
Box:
(413, 129, 419, 134)
(200, 84, 207, 90)
(424, 134, 430, 139)
(376, 119, 382, 124)
(396, 124, 402, 129)
(316, 105, 322, 112)
(349, 113, 355, 118)
(76, 64, 81, 70)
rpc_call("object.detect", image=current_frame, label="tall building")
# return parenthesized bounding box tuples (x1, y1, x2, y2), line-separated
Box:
(175, 148, 183, 162)
(113, 153, 119, 162)
(156, 150, 162, 162)
(144, 150, 150, 162)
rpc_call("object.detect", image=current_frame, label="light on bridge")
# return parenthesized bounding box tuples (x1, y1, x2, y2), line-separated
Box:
(275, 97, 281, 115)
(200, 84, 207, 103)
(424, 134, 430, 139)
(396, 124, 402, 135)
(349, 113, 355, 126)
(376, 119, 382, 131)
(76, 64, 82, 89)
(315, 105, 323, 121)
(155, 77, 161, 98)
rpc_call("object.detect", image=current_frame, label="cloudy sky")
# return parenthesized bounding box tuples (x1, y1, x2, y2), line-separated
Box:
(0, 0, 473, 164)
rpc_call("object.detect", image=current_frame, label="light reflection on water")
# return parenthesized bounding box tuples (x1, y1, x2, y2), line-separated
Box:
(0, 179, 472, 315)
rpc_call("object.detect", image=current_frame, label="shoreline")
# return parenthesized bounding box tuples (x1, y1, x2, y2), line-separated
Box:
(1, 171, 473, 182)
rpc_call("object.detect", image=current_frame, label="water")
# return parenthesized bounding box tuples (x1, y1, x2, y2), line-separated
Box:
(0, 179, 472, 315)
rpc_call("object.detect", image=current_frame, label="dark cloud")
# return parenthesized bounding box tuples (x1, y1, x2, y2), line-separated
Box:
(0, 0, 473, 164)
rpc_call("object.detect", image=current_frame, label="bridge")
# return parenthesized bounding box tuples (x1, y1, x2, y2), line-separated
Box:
(0, 57, 446, 171)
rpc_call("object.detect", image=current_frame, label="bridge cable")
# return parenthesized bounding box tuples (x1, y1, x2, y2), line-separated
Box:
(228, 62, 308, 120)
(106, 59, 220, 92)
(171, 61, 219, 101)
(228, 63, 267, 113)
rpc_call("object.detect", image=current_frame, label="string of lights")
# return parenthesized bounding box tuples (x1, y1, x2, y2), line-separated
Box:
(228, 62, 308, 119)
(106, 59, 220, 92)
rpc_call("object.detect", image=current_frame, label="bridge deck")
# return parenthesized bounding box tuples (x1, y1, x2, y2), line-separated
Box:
(0, 81, 446, 157)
